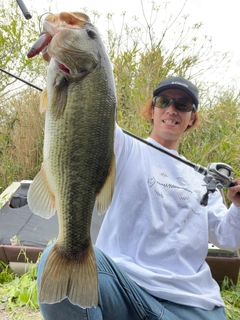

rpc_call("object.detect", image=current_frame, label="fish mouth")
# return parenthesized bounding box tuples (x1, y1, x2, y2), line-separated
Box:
(27, 12, 91, 60)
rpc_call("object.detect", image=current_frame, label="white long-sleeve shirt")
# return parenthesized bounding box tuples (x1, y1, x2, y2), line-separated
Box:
(96, 124, 240, 310)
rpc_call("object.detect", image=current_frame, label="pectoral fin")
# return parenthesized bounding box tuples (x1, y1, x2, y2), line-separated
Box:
(27, 165, 56, 219)
(96, 154, 115, 214)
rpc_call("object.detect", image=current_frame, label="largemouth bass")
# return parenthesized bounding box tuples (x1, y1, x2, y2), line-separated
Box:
(27, 12, 116, 308)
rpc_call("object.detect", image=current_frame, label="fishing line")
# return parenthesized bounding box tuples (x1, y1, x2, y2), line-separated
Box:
(1, 65, 206, 173)
(0, 68, 231, 175)
(1, 68, 205, 174)
(38, 12, 54, 34)
(6, 5, 210, 177)
(0, 69, 237, 205)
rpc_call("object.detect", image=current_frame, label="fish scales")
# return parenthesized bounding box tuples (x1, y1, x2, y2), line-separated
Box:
(27, 12, 116, 308)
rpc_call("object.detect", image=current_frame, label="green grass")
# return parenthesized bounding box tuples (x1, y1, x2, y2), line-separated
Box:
(0, 261, 39, 317)
(221, 276, 240, 319)
(0, 261, 239, 319)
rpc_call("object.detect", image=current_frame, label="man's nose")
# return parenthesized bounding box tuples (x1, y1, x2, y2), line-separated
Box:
(166, 102, 178, 114)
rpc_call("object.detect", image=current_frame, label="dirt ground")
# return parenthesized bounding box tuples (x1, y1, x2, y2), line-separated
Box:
(0, 305, 43, 320)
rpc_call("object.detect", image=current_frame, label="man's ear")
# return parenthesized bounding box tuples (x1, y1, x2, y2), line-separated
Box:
(185, 112, 196, 132)
(189, 112, 196, 126)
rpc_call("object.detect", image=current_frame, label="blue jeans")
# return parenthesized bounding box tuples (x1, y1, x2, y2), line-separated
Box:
(37, 244, 226, 320)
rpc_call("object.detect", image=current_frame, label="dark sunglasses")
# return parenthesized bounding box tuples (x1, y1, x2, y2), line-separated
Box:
(153, 95, 195, 112)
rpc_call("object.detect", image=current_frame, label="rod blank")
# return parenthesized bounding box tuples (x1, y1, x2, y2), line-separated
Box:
(16, 0, 32, 20)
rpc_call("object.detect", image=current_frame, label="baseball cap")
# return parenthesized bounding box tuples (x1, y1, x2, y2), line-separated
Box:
(153, 76, 199, 109)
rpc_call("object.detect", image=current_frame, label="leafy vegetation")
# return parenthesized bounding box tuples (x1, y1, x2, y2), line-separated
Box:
(221, 276, 240, 319)
(0, 0, 238, 193)
(0, 0, 238, 192)
(0, 0, 46, 96)
(0, 0, 240, 318)
(0, 261, 38, 310)
(179, 87, 240, 171)
(0, 88, 44, 191)
(0, 261, 42, 319)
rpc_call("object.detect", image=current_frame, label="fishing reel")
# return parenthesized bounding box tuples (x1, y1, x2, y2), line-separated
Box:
(200, 162, 237, 206)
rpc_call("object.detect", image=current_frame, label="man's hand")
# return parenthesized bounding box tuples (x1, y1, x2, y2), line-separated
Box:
(227, 178, 240, 207)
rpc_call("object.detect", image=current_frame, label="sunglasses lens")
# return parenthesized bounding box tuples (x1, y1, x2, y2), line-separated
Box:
(174, 98, 193, 112)
(154, 96, 193, 112)
(154, 96, 171, 109)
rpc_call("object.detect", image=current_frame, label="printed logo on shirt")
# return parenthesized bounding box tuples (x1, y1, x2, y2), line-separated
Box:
(147, 166, 204, 212)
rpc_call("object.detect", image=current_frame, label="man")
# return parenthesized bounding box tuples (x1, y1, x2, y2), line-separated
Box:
(38, 76, 240, 319)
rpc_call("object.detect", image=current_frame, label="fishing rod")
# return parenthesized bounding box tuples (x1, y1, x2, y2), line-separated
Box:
(122, 129, 237, 206)
(0, 68, 41, 91)
(16, 0, 32, 20)
(0, 69, 237, 206)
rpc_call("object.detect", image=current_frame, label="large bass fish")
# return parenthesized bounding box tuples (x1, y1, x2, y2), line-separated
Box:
(27, 12, 116, 308)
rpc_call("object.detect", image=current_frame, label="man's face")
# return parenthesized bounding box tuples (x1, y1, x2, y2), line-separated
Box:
(151, 89, 196, 149)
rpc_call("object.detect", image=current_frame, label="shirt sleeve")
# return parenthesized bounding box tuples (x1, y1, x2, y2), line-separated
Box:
(208, 191, 240, 250)
(114, 124, 135, 178)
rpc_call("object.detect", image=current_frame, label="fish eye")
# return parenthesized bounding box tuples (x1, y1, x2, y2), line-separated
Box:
(86, 29, 96, 39)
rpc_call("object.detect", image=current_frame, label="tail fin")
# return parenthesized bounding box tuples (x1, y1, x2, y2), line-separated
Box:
(39, 242, 98, 308)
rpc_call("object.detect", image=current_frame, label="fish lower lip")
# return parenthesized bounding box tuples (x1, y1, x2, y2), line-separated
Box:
(56, 61, 70, 74)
